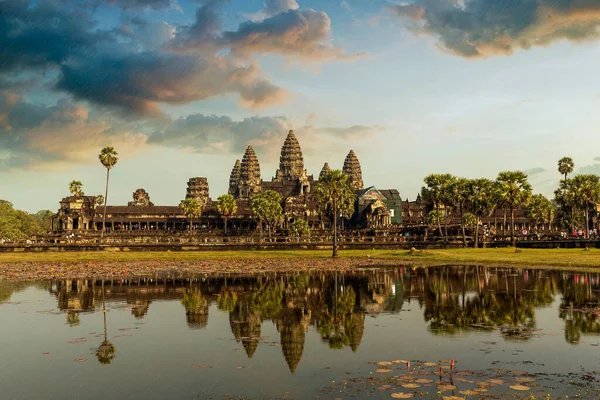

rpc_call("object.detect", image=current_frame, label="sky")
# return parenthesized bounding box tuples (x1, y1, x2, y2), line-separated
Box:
(2, 0, 600, 212)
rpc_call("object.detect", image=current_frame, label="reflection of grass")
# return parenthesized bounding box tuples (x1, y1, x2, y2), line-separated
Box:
(3, 248, 600, 269)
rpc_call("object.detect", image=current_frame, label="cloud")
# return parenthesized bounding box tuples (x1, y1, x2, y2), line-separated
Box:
(171, 3, 362, 62)
(115, 17, 176, 51)
(93, 0, 178, 10)
(56, 49, 290, 115)
(148, 113, 383, 159)
(389, 0, 600, 58)
(0, 97, 147, 170)
(0, 0, 104, 72)
(524, 167, 547, 176)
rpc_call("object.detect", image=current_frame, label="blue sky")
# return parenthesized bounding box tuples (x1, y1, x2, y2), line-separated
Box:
(2, 0, 600, 212)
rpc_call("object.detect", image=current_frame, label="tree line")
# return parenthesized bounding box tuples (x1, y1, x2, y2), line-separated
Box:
(421, 157, 600, 246)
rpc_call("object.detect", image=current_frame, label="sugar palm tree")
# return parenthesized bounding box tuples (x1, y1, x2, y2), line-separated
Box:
(68, 180, 84, 196)
(96, 281, 116, 364)
(572, 174, 600, 239)
(314, 170, 356, 258)
(495, 171, 532, 246)
(98, 147, 119, 237)
(216, 194, 237, 234)
(466, 178, 495, 248)
(525, 194, 555, 232)
(558, 157, 575, 183)
(422, 174, 455, 242)
(180, 198, 202, 231)
(449, 177, 470, 247)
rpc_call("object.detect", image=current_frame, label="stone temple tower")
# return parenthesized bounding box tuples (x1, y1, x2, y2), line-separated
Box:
(343, 150, 364, 191)
(319, 162, 331, 180)
(275, 130, 305, 182)
(228, 160, 241, 196)
(237, 145, 261, 199)
(185, 177, 210, 206)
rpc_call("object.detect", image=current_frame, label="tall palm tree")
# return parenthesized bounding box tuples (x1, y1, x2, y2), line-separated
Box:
(216, 194, 237, 234)
(96, 281, 116, 364)
(449, 177, 470, 247)
(98, 147, 119, 237)
(572, 174, 600, 239)
(466, 178, 495, 248)
(495, 171, 532, 246)
(558, 157, 575, 233)
(422, 174, 455, 242)
(314, 170, 356, 258)
(558, 157, 575, 183)
(68, 180, 84, 196)
(525, 194, 555, 232)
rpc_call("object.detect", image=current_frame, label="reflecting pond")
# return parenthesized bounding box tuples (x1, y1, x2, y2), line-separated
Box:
(1, 266, 600, 399)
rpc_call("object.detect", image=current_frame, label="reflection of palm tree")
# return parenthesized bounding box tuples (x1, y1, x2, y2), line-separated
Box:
(67, 311, 80, 327)
(96, 281, 116, 364)
(182, 288, 209, 329)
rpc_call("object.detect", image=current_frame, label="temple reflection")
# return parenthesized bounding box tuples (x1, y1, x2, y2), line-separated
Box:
(45, 267, 600, 372)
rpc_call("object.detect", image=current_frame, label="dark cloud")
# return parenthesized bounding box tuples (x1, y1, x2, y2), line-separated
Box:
(93, 0, 177, 10)
(0, 0, 104, 72)
(171, 4, 361, 61)
(389, 0, 600, 58)
(56, 51, 289, 115)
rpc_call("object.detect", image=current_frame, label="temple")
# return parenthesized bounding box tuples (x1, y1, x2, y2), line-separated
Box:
(54, 129, 402, 233)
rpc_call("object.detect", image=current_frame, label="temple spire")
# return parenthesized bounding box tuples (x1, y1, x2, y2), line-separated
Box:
(319, 162, 331, 180)
(228, 160, 241, 197)
(238, 146, 261, 198)
(275, 130, 305, 182)
(343, 149, 364, 190)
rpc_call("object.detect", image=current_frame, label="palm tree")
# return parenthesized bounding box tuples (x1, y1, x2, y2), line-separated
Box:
(449, 177, 470, 247)
(216, 194, 237, 234)
(98, 147, 119, 237)
(572, 174, 600, 239)
(525, 194, 555, 232)
(314, 170, 356, 258)
(495, 171, 532, 246)
(466, 178, 495, 248)
(68, 180, 84, 196)
(558, 157, 575, 183)
(250, 190, 283, 240)
(180, 198, 202, 231)
(554, 179, 579, 233)
(422, 174, 455, 242)
(96, 281, 116, 364)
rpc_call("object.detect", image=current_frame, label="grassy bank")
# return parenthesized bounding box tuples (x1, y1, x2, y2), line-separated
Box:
(1, 247, 600, 268)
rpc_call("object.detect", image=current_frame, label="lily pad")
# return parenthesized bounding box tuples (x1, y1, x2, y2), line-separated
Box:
(376, 369, 393, 373)
(391, 393, 414, 399)
(509, 385, 531, 391)
(437, 384, 457, 391)
(401, 383, 420, 389)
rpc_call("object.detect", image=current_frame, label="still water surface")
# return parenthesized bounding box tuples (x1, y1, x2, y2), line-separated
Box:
(1, 266, 600, 399)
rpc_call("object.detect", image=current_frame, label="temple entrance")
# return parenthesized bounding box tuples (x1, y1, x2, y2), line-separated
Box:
(72, 218, 79, 230)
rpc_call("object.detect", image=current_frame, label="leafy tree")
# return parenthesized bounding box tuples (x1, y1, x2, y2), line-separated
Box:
(461, 213, 477, 245)
(526, 194, 555, 231)
(422, 174, 455, 241)
(33, 210, 54, 232)
(313, 170, 356, 258)
(558, 157, 575, 183)
(68, 180, 84, 196)
(216, 194, 237, 234)
(0, 200, 47, 241)
(180, 198, 202, 231)
(426, 210, 445, 236)
(466, 178, 495, 248)
(250, 190, 283, 240)
(572, 174, 600, 238)
(95, 195, 104, 207)
(290, 219, 310, 239)
(495, 171, 532, 246)
(98, 147, 118, 237)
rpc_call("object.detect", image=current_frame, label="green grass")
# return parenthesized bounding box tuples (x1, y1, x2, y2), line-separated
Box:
(1, 247, 600, 268)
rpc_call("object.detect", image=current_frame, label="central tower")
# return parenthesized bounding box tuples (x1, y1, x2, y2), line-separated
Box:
(275, 130, 305, 182)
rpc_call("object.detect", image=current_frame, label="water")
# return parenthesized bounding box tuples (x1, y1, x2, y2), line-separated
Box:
(1, 266, 600, 399)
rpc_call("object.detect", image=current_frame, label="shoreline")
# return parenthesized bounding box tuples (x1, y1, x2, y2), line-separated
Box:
(2, 248, 600, 280)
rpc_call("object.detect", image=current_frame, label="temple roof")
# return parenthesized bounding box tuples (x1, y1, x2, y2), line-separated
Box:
(319, 162, 331, 180)
(228, 160, 241, 196)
